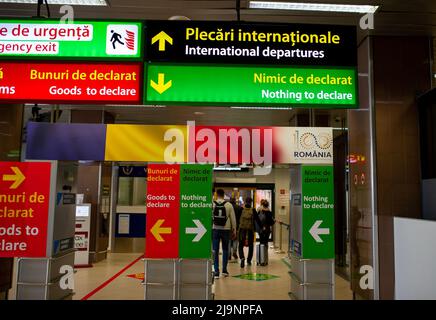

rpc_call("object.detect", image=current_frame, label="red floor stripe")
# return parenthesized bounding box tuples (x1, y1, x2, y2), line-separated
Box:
(81, 254, 144, 300)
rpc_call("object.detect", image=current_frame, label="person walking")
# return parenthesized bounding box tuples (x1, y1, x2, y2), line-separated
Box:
(229, 197, 242, 260)
(238, 197, 258, 268)
(212, 189, 237, 279)
(256, 200, 275, 246)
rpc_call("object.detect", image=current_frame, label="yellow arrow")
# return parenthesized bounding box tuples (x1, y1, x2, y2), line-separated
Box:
(150, 73, 172, 94)
(151, 219, 172, 242)
(151, 31, 173, 51)
(2, 166, 25, 189)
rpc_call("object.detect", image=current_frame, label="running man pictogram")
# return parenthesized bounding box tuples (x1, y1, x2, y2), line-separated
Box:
(110, 30, 124, 49)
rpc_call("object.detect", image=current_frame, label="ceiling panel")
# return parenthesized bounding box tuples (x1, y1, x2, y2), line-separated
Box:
(4, 0, 434, 127)
(38, 104, 347, 128)
(0, 0, 435, 37)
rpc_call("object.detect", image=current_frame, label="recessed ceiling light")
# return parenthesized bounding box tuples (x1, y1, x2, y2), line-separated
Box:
(168, 16, 191, 21)
(105, 105, 166, 108)
(0, 0, 107, 5)
(249, 1, 379, 14)
(231, 106, 293, 110)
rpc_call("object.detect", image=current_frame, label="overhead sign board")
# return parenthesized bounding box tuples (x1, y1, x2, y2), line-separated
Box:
(0, 61, 142, 104)
(145, 164, 213, 259)
(26, 123, 337, 165)
(0, 162, 51, 258)
(0, 19, 142, 59)
(145, 64, 357, 107)
(145, 21, 357, 66)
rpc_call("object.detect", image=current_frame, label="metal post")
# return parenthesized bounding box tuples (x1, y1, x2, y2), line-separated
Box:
(272, 223, 279, 249)
(275, 222, 285, 254)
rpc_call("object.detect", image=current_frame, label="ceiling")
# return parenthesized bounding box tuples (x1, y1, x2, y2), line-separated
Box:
(1, 0, 435, 38)
(5, 1, 436, 127)
(26, 104, 349, 128)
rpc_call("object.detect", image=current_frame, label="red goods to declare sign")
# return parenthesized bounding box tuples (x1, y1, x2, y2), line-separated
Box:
(0, 162, 51, 258)
(0, 61, 142, 104)
(145, 164, 180, 258)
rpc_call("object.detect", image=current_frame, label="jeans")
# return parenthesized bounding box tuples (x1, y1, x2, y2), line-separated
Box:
(238, 229, 254, 263)
(213, 229, 230, 274)
(229, 238, 238, 259)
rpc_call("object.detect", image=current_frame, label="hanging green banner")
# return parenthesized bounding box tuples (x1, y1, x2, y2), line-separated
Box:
(179, 164, 213, 259)
(145, 63, 357, 107)
(301, 165, 334, 259)
(0, 19, 142, 59)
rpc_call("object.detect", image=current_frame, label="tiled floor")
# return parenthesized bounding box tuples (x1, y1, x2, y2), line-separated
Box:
(73, 249, 353, 300)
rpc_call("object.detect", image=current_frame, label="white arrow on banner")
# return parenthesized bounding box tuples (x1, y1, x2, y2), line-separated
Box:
(185, 219, 207, 242)
(309, 220, 330, 243)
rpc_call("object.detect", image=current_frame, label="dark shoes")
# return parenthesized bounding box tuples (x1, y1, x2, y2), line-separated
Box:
(240, 259, 252, 267)
(233, 253, 238, 260)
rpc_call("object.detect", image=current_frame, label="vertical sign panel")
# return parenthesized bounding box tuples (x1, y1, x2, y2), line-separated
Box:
(145, 164, 180, 258)
(179, 164, 213, 259)
(0, 162, 51, 257)
(302, 165, 334, 259)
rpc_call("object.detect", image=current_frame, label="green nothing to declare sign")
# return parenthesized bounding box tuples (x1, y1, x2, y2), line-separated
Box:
(0, 19, 142, 59)
(301, 165, 335, 259)
(145, 64, 357, 107)
(179, 164, 213, 259)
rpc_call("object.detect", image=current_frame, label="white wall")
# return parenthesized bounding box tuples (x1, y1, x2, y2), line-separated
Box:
(394, 217, 436, 299)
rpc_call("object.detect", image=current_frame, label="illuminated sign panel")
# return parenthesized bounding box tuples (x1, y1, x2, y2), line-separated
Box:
(145, 21, 356, 66)
(145, 64, 357, 107)
(0, 162, 51, 258)
(144, 21, 358, 108)
(0, 20, 142, 59)
(0, 61, 142, 104)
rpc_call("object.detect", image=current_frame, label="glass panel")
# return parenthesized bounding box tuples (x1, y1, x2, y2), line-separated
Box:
(118, 177, 133, 205)
(117, 176, 146, 206)
(347, 37, 375, 300)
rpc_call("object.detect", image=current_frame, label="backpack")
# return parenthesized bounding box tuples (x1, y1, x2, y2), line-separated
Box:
(213, 201, 228, 226)
(239, 207, 254, 230)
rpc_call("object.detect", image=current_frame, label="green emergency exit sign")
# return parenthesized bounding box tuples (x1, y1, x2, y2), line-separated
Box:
(0, 19, 142, 59)
(145, 63, 357, 107)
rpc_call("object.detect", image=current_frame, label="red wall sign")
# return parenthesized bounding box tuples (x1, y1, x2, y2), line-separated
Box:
(0, 61, 142, 104)
(145, 164, 180, 258)
(0, 162, 51, 258)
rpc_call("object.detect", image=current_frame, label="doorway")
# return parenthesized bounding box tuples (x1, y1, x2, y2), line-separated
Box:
(213, 183, 275, 242)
